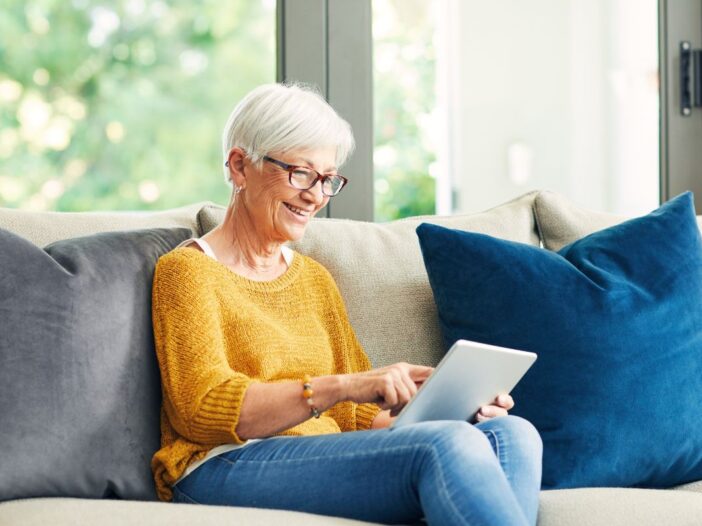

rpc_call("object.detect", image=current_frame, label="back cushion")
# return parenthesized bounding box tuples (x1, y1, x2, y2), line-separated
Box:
(0, 203, 204, 247)
(0, 227, 193, 502)
(198, 192, 539, 368)
(535, 191, 702, 251)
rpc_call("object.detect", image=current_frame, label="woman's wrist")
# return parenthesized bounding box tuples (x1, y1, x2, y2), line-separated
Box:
(309, 374, 349, 409)
(333, 373, 350, 404)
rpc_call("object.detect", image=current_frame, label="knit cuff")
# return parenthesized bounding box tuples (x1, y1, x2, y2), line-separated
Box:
(190, 376, 256, 444)
(355, 402, 383, 431)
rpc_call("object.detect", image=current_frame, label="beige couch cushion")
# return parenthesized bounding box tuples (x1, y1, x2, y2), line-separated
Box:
(198, 191, 540, 368)
(538, 488, 702, 526)
(0, 203, 205, 247)
(534, 191, 702, 251)
(4, 488, 702, 526)
(0, 498, 379, 526)
(676, 479, 702, 493)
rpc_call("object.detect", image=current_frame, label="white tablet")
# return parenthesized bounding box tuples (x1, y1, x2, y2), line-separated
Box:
(390, 339, 537, 429)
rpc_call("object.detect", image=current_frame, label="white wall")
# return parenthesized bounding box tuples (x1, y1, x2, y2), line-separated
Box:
(436, 0, 658, 215)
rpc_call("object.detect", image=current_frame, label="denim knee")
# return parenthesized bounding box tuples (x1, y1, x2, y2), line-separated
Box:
(487, 415, 543, 457)
(411, 420, 497, 468)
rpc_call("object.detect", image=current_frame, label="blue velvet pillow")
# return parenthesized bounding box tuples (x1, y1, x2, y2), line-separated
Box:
(416, 192, 702, 489)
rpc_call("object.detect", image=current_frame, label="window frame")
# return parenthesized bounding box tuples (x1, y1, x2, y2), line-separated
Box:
(277, 0, 374, 221)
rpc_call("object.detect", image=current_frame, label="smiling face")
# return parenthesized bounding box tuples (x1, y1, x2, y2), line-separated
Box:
(234, 146, 336, 244)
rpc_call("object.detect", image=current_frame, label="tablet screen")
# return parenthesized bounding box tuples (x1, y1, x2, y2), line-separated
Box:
(390, 339, 536, 428)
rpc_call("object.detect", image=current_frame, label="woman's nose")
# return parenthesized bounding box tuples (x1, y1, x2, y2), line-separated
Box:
(301, 179, 325, 205)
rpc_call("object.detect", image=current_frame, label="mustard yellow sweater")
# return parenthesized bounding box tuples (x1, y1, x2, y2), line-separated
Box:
(150, 247, 382, 502)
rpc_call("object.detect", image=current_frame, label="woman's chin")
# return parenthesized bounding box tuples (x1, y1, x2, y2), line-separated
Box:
(283, 224, 307, 242)
(278, 208, 311, 241)
(274, 220, 307, 243)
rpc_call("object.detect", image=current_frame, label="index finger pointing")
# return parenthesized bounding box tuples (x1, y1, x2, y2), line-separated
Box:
(408, 365, 434, 379)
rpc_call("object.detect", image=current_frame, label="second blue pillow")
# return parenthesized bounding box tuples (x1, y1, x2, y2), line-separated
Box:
(416, 192, 702, 489)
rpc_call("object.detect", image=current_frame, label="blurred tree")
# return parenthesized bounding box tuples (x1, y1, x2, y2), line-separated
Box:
(0, 0, 276, 211)
(373, 0, 437, 221)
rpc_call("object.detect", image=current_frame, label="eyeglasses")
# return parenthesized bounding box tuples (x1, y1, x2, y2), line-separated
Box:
(263, 155, 348, 197)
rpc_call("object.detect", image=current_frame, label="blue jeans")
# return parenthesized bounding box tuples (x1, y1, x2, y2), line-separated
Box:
(173, 416, 542, 526)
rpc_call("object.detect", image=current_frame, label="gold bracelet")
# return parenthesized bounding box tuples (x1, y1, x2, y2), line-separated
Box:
(302, 374, 321, 419)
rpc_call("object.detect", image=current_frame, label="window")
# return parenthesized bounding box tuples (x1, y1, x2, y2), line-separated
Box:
(373, 0, 438, 221)
(0, 0, 276, 211)
(373, 0, 659, 219)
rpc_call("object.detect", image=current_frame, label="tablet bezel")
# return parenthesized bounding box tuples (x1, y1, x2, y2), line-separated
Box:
(389, 339, 537, 429)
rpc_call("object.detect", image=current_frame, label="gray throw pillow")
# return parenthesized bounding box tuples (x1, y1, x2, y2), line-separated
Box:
(0, 227, 192, 502)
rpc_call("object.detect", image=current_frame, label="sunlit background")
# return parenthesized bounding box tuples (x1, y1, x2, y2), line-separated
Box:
(373, 0, 659, 220)
(1, 0, 659, 220)
(0, 0, 275, 211)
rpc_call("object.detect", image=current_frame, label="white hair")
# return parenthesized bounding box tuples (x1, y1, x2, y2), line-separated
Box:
(221, 82, 355, 183)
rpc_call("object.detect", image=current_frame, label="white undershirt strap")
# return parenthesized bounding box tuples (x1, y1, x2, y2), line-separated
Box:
(176, 238, 294, 267)
(189, 238, 218, 260)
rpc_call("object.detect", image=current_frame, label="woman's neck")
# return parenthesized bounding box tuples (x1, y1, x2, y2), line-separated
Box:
(204, 202, 286, 278)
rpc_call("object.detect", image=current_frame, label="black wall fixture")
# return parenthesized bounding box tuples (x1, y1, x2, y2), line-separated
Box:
(680, 40, 702, 116)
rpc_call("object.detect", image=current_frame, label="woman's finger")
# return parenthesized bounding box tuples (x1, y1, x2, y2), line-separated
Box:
(408, 364, 434, 381)
(496, 393, 514, 410)
(402, 375, 417, 401)
(479, 405, 509, 419)
(389, 371, 412, 408)
(394, 381, 412, 407)
(379, 377, 399, 409)
(475, 411, 489, 423)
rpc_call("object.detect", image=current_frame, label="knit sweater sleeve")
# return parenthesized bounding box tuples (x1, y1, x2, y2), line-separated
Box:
(152, 253, 256, 446)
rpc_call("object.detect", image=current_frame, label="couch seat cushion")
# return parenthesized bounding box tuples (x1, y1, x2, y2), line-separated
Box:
(0, 227, 192, 502)
(198, 192, 539, 368)
(3, 489, 702, 526)
(0, 498, 381, 526)
(417, 192, 702, 489)
(538, 488, 702, 526)
(676, 479, 702, 494)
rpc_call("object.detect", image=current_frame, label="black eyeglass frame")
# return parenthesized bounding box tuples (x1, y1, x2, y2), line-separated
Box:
(262, 155, 349, 197)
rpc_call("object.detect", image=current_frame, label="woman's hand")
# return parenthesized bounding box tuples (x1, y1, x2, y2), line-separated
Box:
(475, 394, 514, 423)
(342, 362, 434, 416)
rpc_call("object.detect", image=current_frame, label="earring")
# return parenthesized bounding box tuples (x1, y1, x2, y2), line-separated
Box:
(234, 185, 243, 195)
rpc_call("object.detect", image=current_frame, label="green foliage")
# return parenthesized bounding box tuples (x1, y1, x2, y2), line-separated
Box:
(1, 0, 436, 220)
(373, 0, 436, 222)
(0, 0, 275, 211)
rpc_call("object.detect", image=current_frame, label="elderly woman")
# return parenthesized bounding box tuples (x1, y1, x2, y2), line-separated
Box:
(150, 83, 542, 526)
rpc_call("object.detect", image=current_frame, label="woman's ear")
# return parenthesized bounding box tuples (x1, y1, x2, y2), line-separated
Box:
(226, 147, 248, 189)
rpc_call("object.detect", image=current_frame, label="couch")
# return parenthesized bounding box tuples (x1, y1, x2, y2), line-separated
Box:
(1, 190, 702, 526)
